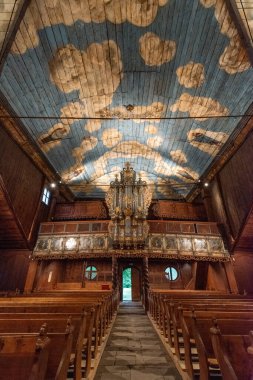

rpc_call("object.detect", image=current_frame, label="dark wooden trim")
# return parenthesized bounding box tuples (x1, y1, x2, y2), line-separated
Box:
(0, 0, 32, 73)
(0, 175, 30, 249)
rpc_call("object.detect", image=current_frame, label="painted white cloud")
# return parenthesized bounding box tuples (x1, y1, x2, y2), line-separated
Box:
(11, 0, 169, 53)
(139, 32, 176, 66)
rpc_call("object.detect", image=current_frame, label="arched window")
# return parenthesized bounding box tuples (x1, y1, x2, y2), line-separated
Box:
(165, 266, 178, 281)
(85, 266, 97, 280)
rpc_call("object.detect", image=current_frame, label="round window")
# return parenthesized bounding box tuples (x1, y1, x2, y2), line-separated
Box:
(165, 267, 178, 281)
(85, 266, 97, 280)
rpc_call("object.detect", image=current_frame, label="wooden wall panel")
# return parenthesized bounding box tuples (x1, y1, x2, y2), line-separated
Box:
(149, 261, 192, 289)
(152, 201, 207, 221)
(53, 201, 108, 220)
(234, 209, 253, 251)
(0, 250, 30, 291)
(213, 132, 253, 239)
(233, 252, 253, 294)
(0, 185, 27, 249)
(0, 127, 45, 241)
(64, 260, 83, 283)
(206, 263, 229, 292)
(34, 258, 112, 291)
(35, 261, 63, 290)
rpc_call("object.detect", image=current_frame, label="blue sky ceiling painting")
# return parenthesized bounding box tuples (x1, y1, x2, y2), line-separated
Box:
(0, 0, 252, 199)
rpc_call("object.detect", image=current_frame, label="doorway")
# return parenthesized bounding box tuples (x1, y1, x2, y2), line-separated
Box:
(121, 263, 141, 302)
(123, 267, 132, 301)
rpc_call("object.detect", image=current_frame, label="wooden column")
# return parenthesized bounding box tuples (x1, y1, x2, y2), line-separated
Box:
(24, 259, 38, 292)
(112, 255, 118, 290)
(224, 261, 239, 294)
(143, 257, 150, 312)
(47, 188, 59, 221)
(216, 175, 235, 248)
(81, 260, 87, 288)
(201, 188, 215, 221)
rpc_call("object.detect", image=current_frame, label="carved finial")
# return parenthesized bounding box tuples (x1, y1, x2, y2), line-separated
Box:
(39, 323, 47, 337)
(65, 317, 72, 333)
(36, 323, 48, 351)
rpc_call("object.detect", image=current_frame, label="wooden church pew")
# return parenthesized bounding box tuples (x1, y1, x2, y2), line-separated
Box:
(171, 301, 253, 354)
(148, 289, 253, 379)
(182, 312, 253, 380)
(0, 291, 118, 379)
(0, 328, 50, 380)
(0, 314, 87, 380)
(156, 298, 253, 362)
(0, 320, 73, 380)
(211, 326, 253, 380)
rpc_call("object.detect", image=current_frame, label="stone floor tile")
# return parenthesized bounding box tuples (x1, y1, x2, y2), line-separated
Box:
(96, 365, 131, 374)
(94, 302, 182, 380)
(99, 372, 131, 380)
(99, 357, 116, 365)
(130, 369, 165, 380)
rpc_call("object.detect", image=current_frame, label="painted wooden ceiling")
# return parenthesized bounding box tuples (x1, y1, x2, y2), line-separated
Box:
(235, 0, 253, 45)
(0, 0, 22, 51)
(0, 0, 252, 199)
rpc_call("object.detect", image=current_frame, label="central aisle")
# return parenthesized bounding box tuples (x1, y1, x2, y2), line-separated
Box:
(95, 302, 182, 380)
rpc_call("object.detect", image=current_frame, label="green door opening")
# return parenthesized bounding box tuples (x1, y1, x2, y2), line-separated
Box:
(123, 267, 132, 301)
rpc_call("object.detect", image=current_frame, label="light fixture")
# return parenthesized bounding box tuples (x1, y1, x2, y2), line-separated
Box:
(204, 182, 209, 187)
(50, 182, 57, 188)
(106, 162, 152, 249)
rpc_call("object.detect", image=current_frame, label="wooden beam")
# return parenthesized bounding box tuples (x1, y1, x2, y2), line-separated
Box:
(0, 0, 31, 72)
(226, 0, 253, 64)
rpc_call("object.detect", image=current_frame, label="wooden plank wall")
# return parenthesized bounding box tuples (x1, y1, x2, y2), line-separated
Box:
(0, 185, 27, 249)
(206, 263, 230, 292)
(0, 125, 52, 291)
(0, 126, 49, 247)
(151, 200, 207, 221)
(149, 261, 193, 289)
(53, 201, 108, 220)
(232, 253, 253, 294)
(34, 258, 112, 291)
(209, 130, 253, 294)
(0, 250, 30, 291)
(210, 132, 253, 241)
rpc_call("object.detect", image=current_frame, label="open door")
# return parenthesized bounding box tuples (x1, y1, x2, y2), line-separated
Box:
(123, 267, 132, 301)
(122, 266, 141, 301)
